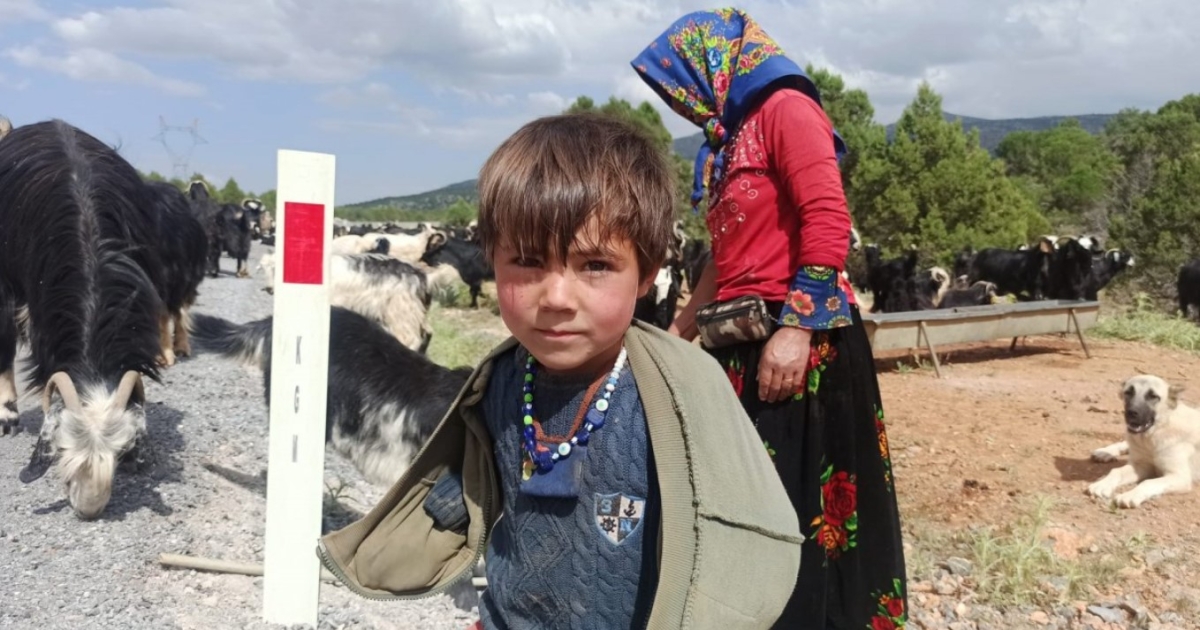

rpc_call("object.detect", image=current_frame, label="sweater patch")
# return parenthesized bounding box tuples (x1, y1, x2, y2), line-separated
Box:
(594, 493, 646, 545)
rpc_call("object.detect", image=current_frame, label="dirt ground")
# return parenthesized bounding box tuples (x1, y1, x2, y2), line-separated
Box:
(875, 332, 1200, 620)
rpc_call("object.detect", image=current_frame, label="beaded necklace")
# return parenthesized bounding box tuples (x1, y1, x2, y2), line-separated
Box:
(521, 346, 628, 480)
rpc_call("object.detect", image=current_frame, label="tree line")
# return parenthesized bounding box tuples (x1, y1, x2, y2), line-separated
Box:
(163, 68, 1200, 304)
(556, 69, 1200, 304)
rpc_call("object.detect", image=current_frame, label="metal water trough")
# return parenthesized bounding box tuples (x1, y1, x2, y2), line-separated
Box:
(859, 300, 1101, 378)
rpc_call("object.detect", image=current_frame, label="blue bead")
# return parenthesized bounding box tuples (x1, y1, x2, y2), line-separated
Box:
(575, 430, 590, 445)
(535, 452, 554, 472)
(523, 426, 536, 439)
(586, 408, 605, 425)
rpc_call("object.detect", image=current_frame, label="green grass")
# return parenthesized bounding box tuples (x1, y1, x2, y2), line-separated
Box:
(425, 304, 509, 370)
(1091, 292, 1200, 353)
(906, 495, 1142, 607)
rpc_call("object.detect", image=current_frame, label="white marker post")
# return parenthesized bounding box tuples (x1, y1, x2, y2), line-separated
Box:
(262, 150, 336, 626)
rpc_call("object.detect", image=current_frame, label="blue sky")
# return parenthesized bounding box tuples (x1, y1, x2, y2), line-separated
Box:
(1, 0, 1196, 205)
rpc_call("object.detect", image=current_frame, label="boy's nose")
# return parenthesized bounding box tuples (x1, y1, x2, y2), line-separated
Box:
(539, 272, 576, 310)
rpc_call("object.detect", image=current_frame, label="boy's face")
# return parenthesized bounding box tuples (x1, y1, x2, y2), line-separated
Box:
(493, 221, 657, 378)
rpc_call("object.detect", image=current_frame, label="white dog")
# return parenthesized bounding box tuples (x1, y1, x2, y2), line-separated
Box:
(1087, 375, 1200, 508)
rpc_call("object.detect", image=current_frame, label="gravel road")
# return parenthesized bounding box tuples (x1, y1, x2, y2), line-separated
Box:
(0, 242, 478, 630)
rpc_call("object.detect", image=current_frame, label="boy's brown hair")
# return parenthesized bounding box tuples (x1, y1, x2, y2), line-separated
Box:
(476, 111, 676, 280)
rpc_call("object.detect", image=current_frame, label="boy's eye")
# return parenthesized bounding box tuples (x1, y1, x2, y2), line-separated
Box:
(583, 260, 610, 273)
(513, 256, 542, 268)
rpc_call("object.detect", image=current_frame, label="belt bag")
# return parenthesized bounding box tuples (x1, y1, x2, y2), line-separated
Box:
(695, 295, 777, 350)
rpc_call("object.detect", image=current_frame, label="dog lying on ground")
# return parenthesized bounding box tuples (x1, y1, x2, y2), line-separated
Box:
(1087, 374, 1200, 508)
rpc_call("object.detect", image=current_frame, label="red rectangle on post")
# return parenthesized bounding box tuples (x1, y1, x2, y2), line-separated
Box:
(282, 202, 325, 284)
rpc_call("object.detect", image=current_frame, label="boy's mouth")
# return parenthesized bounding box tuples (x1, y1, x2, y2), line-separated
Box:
(537, 329, 581, 339)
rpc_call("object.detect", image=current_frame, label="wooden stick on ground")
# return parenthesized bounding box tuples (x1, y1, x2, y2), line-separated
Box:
(158, 553, 488, 589)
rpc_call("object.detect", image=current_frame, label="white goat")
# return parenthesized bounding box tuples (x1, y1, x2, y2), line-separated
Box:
(258, 252, 432, 353)
(364, 226, 447, 264)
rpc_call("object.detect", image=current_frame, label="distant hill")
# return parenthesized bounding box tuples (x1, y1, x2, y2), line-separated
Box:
(343, 179, 478, 210)
(367, 112, 1117, 209)
(887, 112, 1116, 152)
(672, 112, 1116, 157)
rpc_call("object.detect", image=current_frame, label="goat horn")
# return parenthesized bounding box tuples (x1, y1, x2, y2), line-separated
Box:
(115, 371, 145, 408)
(42, 372, 82, 415)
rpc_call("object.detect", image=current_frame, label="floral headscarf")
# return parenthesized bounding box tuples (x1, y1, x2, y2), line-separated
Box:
(631, 8, 846, 208)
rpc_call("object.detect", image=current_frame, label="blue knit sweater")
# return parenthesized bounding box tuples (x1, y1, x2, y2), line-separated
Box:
(473, 346, 661, 629)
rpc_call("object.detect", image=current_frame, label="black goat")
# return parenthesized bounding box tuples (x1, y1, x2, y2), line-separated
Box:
(1179, 259, 1200, 322)
(145, 181, 209, 365)
(189, 307, 472, 486)
(864, 245, 919, 313)
(633, 265, 682, 330)
(968, 237, 1055, 300)
(680, 239, 712, 294)
(909, 267, 951, 311)
(1045, 237, 1094, 300)
(938, 281, 998, 309)
(188, 181, 224, 278)
(952, 246, 976, 280)
(1083, 249, 1135, 300)
(218, 203, 253, 278)
(0, 119, 164, 519)
(420, 235, 495, 308)
(241, 198, 272, 241)
(633, 222, 686, 330)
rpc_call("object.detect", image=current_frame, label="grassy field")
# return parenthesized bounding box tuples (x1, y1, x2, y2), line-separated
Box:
(1090, 294, 1200, 354)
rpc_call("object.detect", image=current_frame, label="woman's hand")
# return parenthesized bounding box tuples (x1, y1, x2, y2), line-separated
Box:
(758, 326, 812, 402)
(669, 258, 718, 342)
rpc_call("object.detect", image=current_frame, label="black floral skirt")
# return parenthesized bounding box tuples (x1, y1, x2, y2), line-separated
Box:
(706, 305, 908, 630)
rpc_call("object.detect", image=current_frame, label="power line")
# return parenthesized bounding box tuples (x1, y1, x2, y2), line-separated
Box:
(152, 116, 207, 180)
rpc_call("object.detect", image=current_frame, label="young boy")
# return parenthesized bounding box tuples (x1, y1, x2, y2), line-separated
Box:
(318, 113, 803, 629)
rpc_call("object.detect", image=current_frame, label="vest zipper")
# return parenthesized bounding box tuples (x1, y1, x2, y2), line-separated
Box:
(316, 468, 496, 602)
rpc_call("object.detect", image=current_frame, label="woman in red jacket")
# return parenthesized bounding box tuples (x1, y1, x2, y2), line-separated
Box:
(633, 9, 908, 629)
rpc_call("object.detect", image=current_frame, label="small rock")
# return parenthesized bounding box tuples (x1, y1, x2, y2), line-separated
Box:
(1087, 405, 1109, 413)
(935, 578, 957, 595)
(1044, 527, 1083, 559)
(943, 556, 974, 577)
(1146, 549, 1178, 568)
(954, 602, 969, 618)
(1118, 567, 1144, 580)
(1029, 611, 1050, 625)
(1160, 612, 1185, 624)
(1086, 605, 1124, 624)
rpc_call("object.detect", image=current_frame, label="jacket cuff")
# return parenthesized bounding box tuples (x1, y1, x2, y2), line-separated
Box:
(779, 266, 854, 330)
(423, 470, 469, 534)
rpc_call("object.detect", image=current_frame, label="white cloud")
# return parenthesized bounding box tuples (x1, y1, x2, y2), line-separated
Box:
(526, 90, 568, 113)
(10, 0, 1200, 137)
(0, 72, 30, 91)
(0, 0, 49, 24)
(47, 1, 574, 85)
(5, 45, 205, 96)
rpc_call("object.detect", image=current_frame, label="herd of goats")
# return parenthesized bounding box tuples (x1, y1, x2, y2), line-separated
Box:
(2, 114, 1199, 525)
